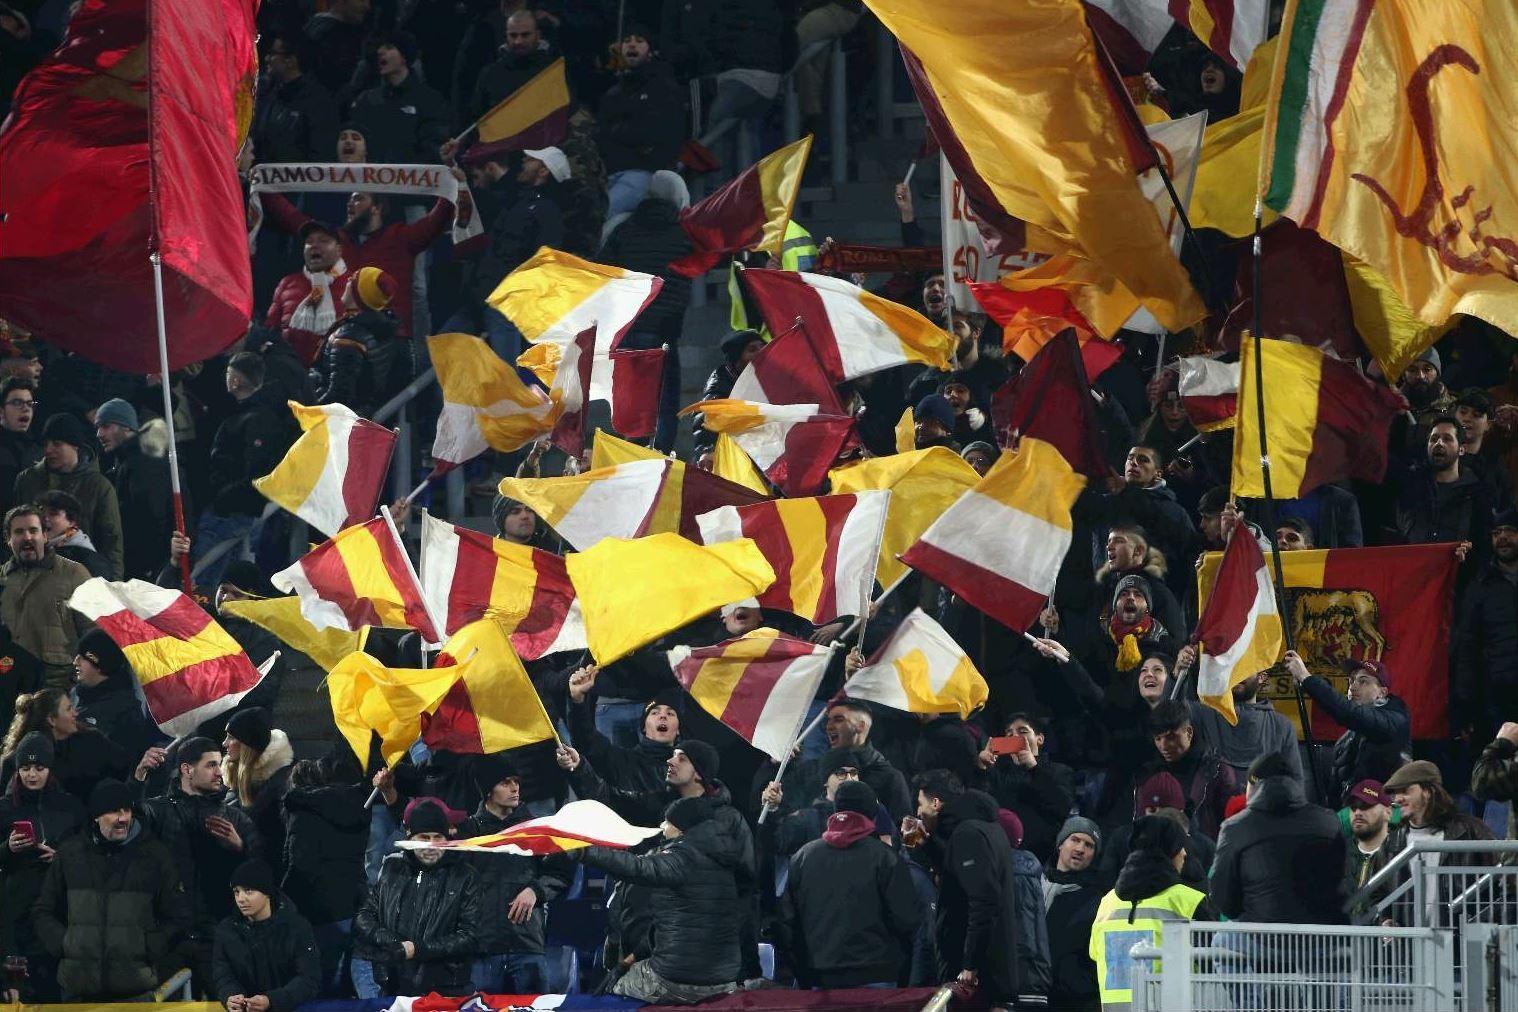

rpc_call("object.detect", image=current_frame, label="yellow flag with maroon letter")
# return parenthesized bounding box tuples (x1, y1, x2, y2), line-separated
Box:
(1263, 0, 1518, 370)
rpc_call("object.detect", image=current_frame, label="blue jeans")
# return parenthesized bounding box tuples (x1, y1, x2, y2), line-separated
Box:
(191, 510, 258, 592)
(606, 170, 653, 218)
(350, 956, 379, 999)
(471, 952, 550, 994)
(366, 797, 403, 883)
(594, 699, 645, 749)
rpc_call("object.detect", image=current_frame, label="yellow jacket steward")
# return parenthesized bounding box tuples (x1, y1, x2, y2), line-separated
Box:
(1089, 879, 1209, 1011)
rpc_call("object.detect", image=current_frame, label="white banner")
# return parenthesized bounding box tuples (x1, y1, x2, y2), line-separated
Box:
(246, 162, 483, 252)
(939, 155, 1046, 312)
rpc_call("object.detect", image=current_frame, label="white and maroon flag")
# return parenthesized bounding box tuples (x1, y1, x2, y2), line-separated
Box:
(1176, 354, 1239, 431)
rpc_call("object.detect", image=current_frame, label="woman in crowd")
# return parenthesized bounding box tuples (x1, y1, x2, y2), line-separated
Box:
(0, 688, 132, 803)
(223, 707, 295, 875)
(69, 628, 165, 762)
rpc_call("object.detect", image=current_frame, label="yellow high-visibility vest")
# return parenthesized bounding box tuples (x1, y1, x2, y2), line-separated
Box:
(1089, 880, 1208, 1011)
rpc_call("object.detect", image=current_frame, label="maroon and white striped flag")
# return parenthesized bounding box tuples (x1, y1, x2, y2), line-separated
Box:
(253, 403, 397, 538)
(399, 799, 659, 854)
(1176, 355, 1239, 432)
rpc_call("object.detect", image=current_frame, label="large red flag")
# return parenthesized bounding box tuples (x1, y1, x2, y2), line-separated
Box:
(0, 0, 256, 372)
(990, 329, 1109, 481)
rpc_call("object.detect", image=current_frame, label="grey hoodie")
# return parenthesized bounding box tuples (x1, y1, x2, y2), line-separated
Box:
(1189, 698, 1303, 782)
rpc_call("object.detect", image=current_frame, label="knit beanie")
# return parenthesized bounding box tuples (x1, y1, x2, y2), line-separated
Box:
(225, 707, 273, 753)
(230, 859, 277, 898)
(997, 808, 1025, 849)
(833, 779, 877, 816)
(15, 731, 53, 769)
(1134, 771, 1186, 817)
(664, 796, 712, 832)
(354, 266, 397, 311)
(94, 398, 139, 432)
(1056, 815, 1102, 854)
(1130, 813, 1187, 859)
(675, 740, 720, 784)
(88, 779, 134, 819)
(404, 798, 452, 836)
(1112, 573, 1153, 611)
(40, 412, 89, 449)
(76, 627, 127, 679)
(914, 394, 955, 430)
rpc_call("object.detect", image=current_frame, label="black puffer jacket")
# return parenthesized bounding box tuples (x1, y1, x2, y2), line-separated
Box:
(599, 197, 693, 341)
(775, 813, 921, 987)
(1394, 465, 1493, 558)
(33, 822, 192, 999)
(0, 775, 86, 956)
(1042, 864, 1105, 1007)
(141, 783, 262, 933)
(1299, 679, 1411, 798)
(315, 309, 410, 417)
(210, 894, 321, 1012)
(281, 781, 370, 924)
(565, 695, 673, 793)
(99, 435, 174, 581)
(468, 48, 557, 126)
(469, 181, 565, 304)
(0, 427, 40, 515)
(354, 851, 481, 996)
(582, 819, 742, 986)
(596, 59, 685, 174)
(208, 386, 297, 517)
(456, 803, 573, 955)
(72, 677, 166, 762)
(1209, 775, 1347, 924)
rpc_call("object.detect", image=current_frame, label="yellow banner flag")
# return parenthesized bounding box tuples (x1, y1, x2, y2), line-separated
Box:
(327, 650, 460, 766)
(220, 596, 367, 673)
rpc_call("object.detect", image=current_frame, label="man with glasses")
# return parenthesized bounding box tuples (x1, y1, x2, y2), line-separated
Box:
(763, 753, 876, 861)
(0, 377, 38, 513)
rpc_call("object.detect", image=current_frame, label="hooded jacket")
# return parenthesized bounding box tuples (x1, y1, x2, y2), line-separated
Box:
(354, 851, 481, 996)
(599, 194, 693, 341)
(1209, 774, 1347, 924)
(456, 802, 573, 955)
(0, 427, 40, 514)
(775, 811, 921, 987)
(1454, 559, 1518, 731)
(210, 893, 321, 1012)
(1188, 698, 1303, 783)
(596, 59, 685, 174)
(73, 671, 166, 762)
(582, 818, 743, 986)
(142, 781, 262, 932)
(207, 385, 299, 517)
(1111, 847, 1217, 920)
(99, 433, 175, 580)
(314, 309, 408, 417)
(14, 454, 123, 578)
(565, 695, 674, 794)
(280, 781, 370, 924)
(34, 821, 192, 999)
(251, 73, 339, 164)
(0, 774, 86, 955)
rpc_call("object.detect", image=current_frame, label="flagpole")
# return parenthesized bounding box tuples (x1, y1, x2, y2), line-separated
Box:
(149, 253, 193, 592)
(1249, 198, 1320, 764)
(380, 504, 447, 646)
(758, 649, 840, 826)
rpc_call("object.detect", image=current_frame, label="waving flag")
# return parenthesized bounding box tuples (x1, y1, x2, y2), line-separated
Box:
(729, 325, 846, 410)
(487, 247, 661, 352)
(668, 629, 836, 761)
(498, 459, 671, 551)
(589, 431, 770, 539)
(521, 328, 665, 456)
(696, 492, 889, 624)
(398, 799, 659, 855)
(901, 437, 1086, 633)
(565, 534, 775, 664)
(848, 608, 989, 718)
(681, 400, 853, 498)
(272, 518, 439, 642)
(828, 447, 981, 587)
(418, 510, 584, 657)
(1086, 0, 1268, 72)
(220, 596, 367, 673)
(254, 403, 396, 537)
(429, 332, 555, 469)
(472, 57, 569, 151)
(69, 579, 270, 735)
(990, 329, 1108, 481)
(1193, 529, 1283, 725)
(1176, 355, 1240, 432)
(327, 649, 461, 765)
(712, 434, 769, 494)
(740, 269, 956, 383)
(423, 619, 559, 754)
(672, 136, 812, 277)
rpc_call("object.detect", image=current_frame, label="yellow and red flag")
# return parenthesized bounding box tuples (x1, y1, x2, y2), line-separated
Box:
(69, 578, 269, 736)
(220, 595, 367, 674)
(681, 399, 854, 499)
(429, 332, 556, 470)
(672, 136, 813, 277)
(422, 619, 559, 754)
(667, 629, 835, 761)
(488, 247, 662, 353)
(254, 403, 396, 538)
(1193, 530, 1284, 726)
(588, 431, 770, 539)
(326, 649, 461, 766)
(470, 57, 569, 153)
(272, 517, 439, 642)
(400, 799, 659, 855)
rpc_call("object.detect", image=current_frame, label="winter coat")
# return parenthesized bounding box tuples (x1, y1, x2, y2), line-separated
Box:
(456, 803, 573, 955)
(984, 758, 1077, 863)
(280, 782, 371, 924)
(927, 790, 1039, 1004)
(1209, 774, 1347, 924)
(775, 812, 921, 987)
(711, 0, 784, 73)
(1189, 698, 1304, 783)
(207, 386, 299, 517)
(692, 364, 740, 451)
(1009, 848, 1053, 998)
(0, 730, 129, 806)
(302, 13, 366, 97)
(1299, 679, 1411, 798)
(348, 72, 452, 165)
(1454, 562, 1518, 732)
(141, 782, 262, 933)
(1473, 736, 1518, 839)
(1082, 481, 1197, 592)
(1097, 814, 1214, 893)
(14, 456, 123, 578)
(0, 428, 40, 514)
(904, 715, 982, 786)
(564, 696, 673, 793)
(264, 273, 353, 370)
(251, 73, 339, 163)
(470, 182, 565, 304)
(468, 48, 557, 126)
(33, 823, 192, 999)
(1094, 557, 1188, 644)
(99, 435, 173, 581)
(1110, 846, 1218, 921)
(210, 895, 321, 1012)
(72, 675, 167, 761)
(52, 532, 110, 579)
(354, 851, 482, 996)
(259, 192, 454, 338)
(582, 819, 743, 986)
(0, 777, 86, 956)
(659, 0, 718, 79)
(599, 197, 693, 342)
(1041, 863, 1104, 1006)
(1134, 746, 1237, 842)
(225, 730, 295, 876)
(772, 744, 913, 823)
(314, 308, 410, 415)
(1394, 465, 1493, 557)
(596, 60, 685, 174)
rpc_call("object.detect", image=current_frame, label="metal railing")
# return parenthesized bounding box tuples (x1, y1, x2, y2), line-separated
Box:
(371, 365, 465, 518)
(1356, 840, 1518, 930)
(1128, 921, 1457, 1012)
(1462, 924, 1518, 1011)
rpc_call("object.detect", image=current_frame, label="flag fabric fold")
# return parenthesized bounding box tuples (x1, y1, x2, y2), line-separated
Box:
(219, 596, 367, 673)
(729, 325, 847, 411)
(712, 434, 770, 495)
(1193, 530, 1284, 726)
(487, 247, 662, 353)
(672, 136, 812, 277)
(1230, 336, 1407, 499)
(254, 403, 396, 537)
(900, 437, 1086, 634)
(326, 649, 461, 766)
(497, 459, 671, 551)
(990, 329, 1109, 481)
(472, 57, 569, 150)
(680, 400, 853, 498)
(523, 328, 665, 456)
(1175, 355, 1240, 432)
(696, 491, 890, 624)
(564, 534, 776, 665)
(272, 517, 440, 642)
(1085, 0, 1267, 71)
(423, 619, 559, 754)
(429, 332, 556, 469)
(588, 432, 770, 540)
(668, 629, 836, 761)
(68, 578, 267, 736)
(418, 510, 584, 657)
(847, 608, 989, 719)
(399, 799, 659, 854)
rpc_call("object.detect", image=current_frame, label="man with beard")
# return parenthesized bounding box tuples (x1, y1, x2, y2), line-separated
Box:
(758, 699, 912, 823)
(141, 739, 259, 992)
(354, 799, 480, 996)
(1341, 780, 1396, 922)
(1399, 347, 1455, 428)
(0, 505, 90, 689)
(1287, 652, 1410, 799)
(597, 28, 684, 217)
(1455, 510, 1518, 740)
(920, 274, 947, 327)
(1097, 575, 1179, 682)
(1043, 818, 1105, 1012)
(1395, 415, 1493, 563)
(1095, 526, 1186, 641)
(263, 223, 348, 368)
(1185, 668, 1303, 784)
(1091, 444, 1197, 579)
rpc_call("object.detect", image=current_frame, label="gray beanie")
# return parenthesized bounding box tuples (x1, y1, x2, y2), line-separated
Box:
(1056, 815, 1102, 854)
(647, 169, 691, 210)
(94, 399, 139, 431)
(1112, 573, 1153, 610)
(1414, 346, 1441, 373)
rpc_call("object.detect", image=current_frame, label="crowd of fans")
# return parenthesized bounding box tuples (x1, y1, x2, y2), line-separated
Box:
(1, 2, 1517, 1012)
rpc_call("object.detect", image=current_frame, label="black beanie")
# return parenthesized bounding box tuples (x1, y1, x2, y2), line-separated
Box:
(471, 753, 520, 797)
(15, 731, 53, 769)
(40, 412, 89, 449)
(664, 796, 711, 832)
(675, 740, 719, 784)
(230, 858, 277, 898)
(76, 627, 127, 679)
(1130, 813, 1188, 859)
(404, 799, 451, 837)
(833, 779, 877, 816)
(88, 779, 134, 819)
(643, 689, 684, 719)
(225, 707, 273, 753)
